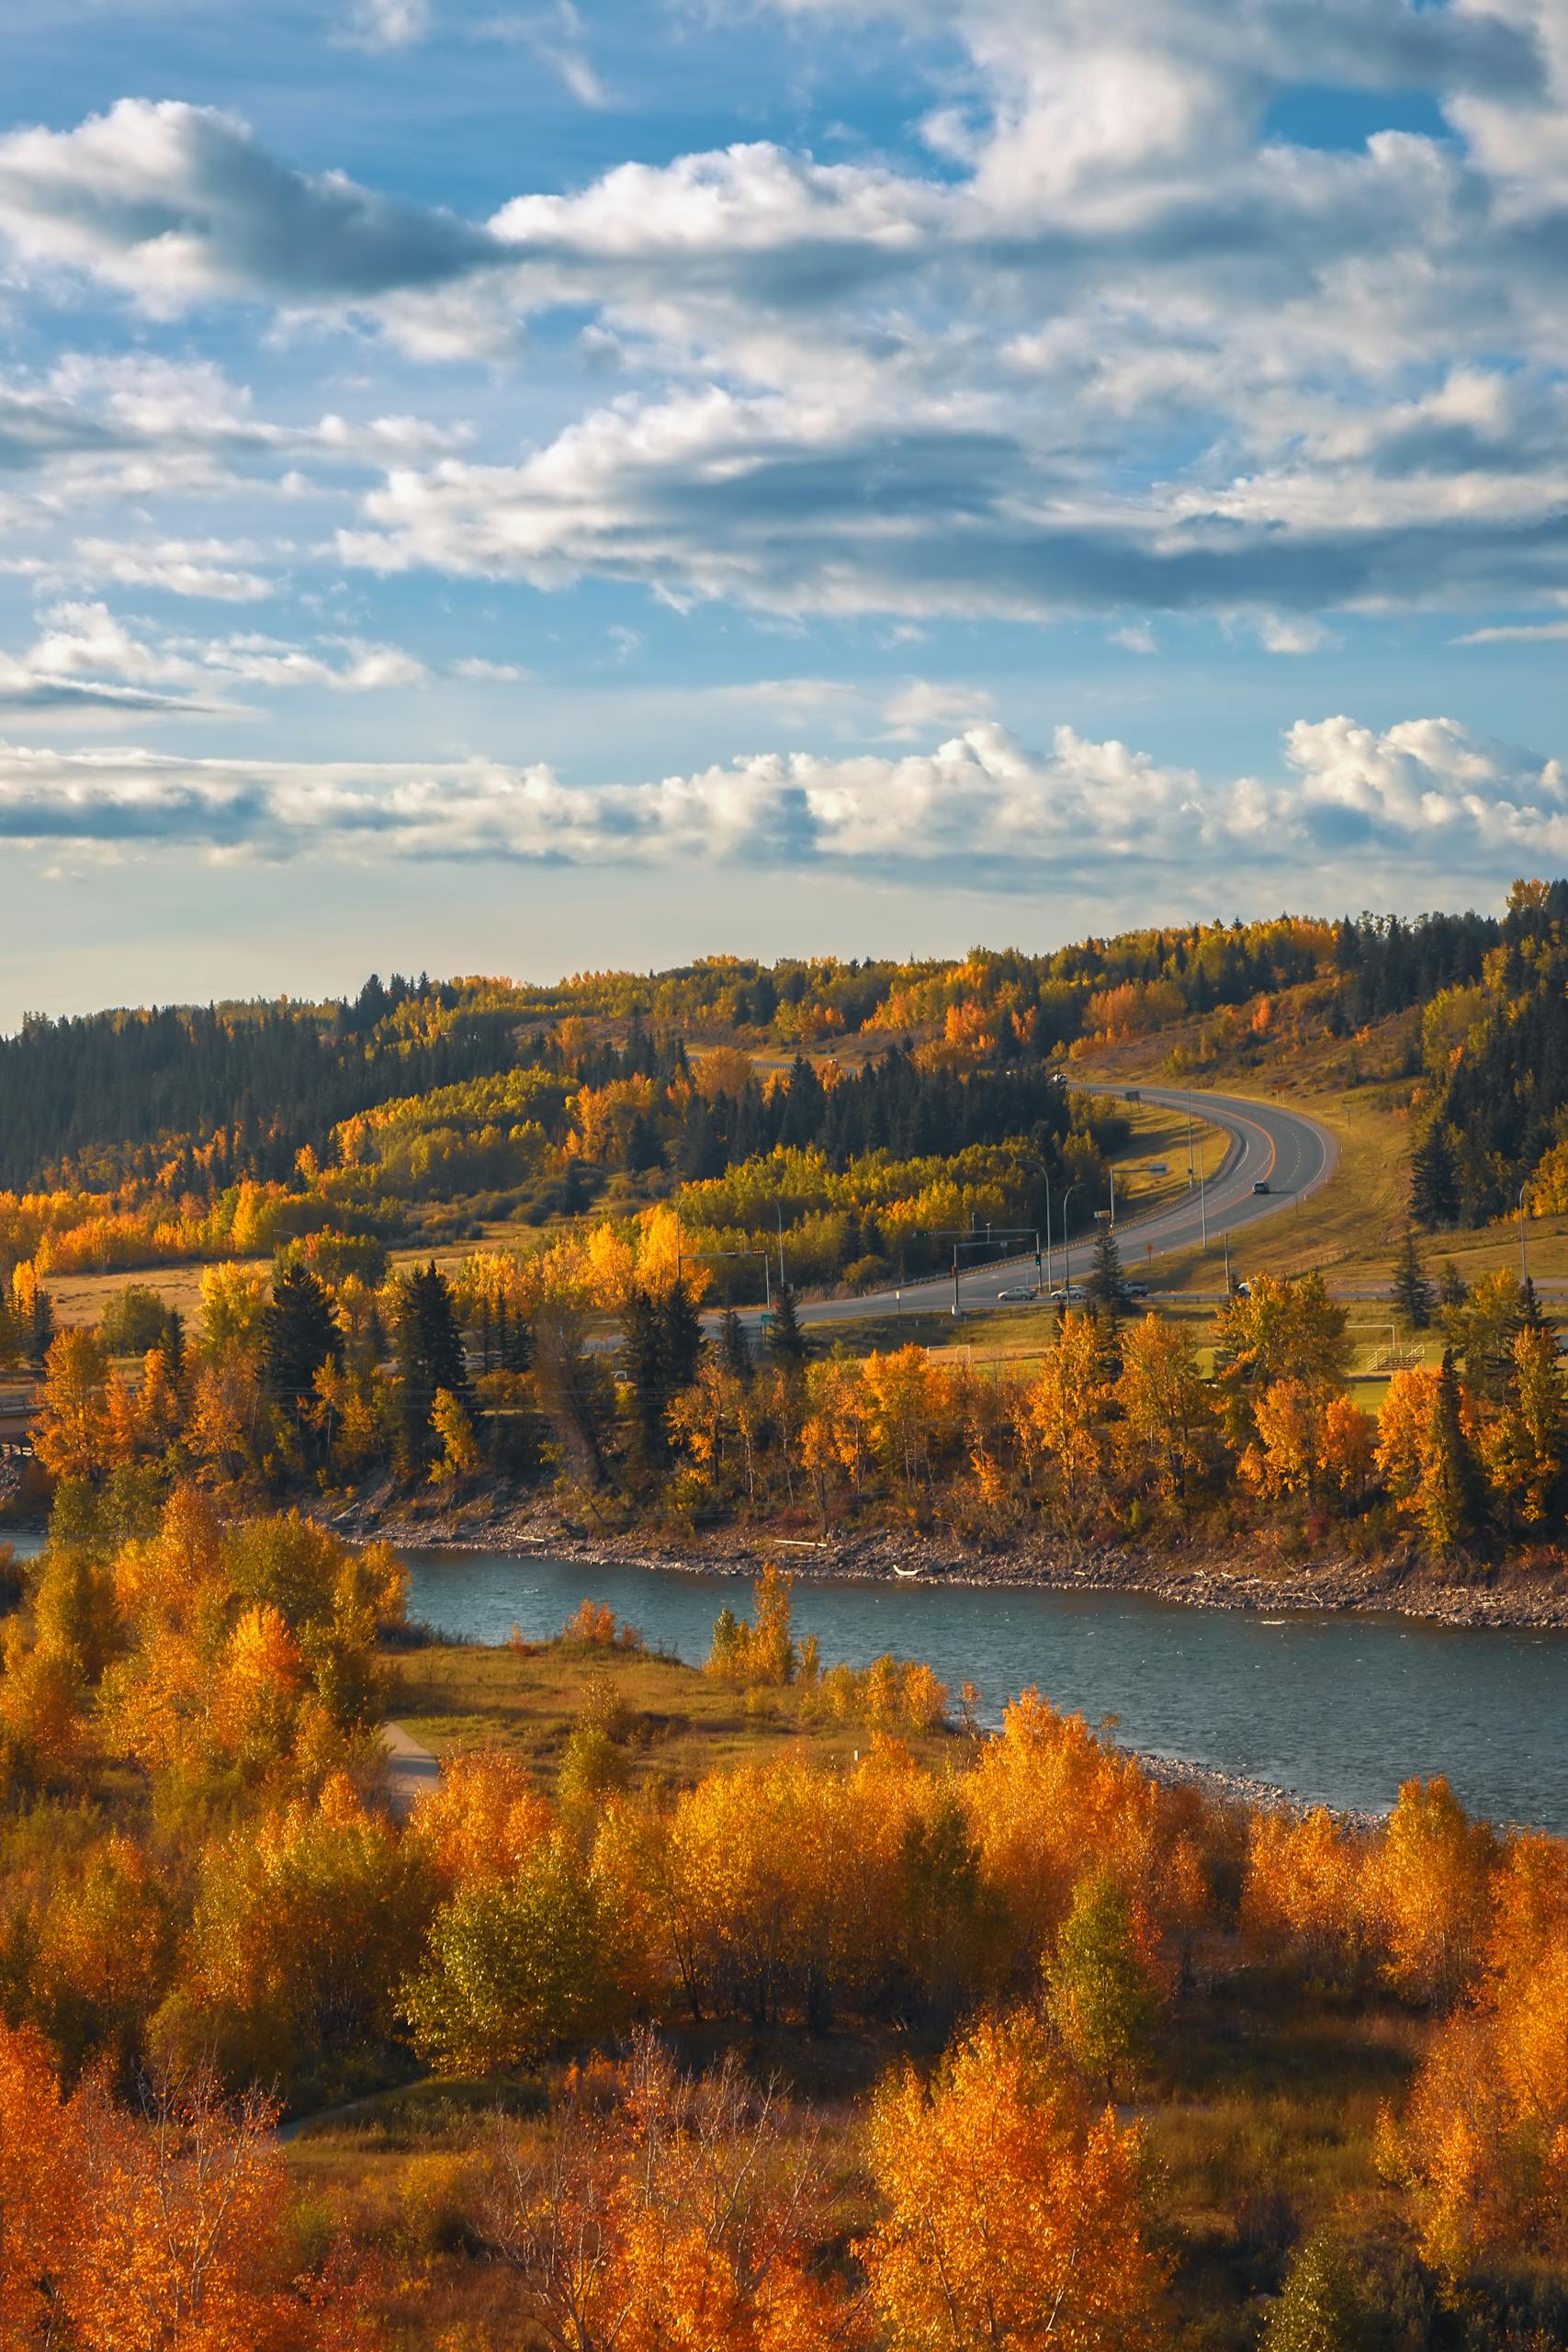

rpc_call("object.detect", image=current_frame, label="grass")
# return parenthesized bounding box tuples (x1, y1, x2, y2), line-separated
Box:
(389, 1636, 960, 1793)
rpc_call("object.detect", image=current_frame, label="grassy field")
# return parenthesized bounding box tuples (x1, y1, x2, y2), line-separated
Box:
(390, 1636, 961, 1794)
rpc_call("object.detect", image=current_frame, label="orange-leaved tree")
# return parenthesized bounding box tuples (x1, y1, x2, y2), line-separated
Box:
(861, 2008, 1169, 2351)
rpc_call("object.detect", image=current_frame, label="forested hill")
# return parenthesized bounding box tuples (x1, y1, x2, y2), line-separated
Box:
(0, 899, 1527, 1197)
(1412, 878, 1568, 1228)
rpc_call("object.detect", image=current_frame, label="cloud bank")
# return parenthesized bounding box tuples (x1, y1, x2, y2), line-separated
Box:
(0, 718, 1560, 903)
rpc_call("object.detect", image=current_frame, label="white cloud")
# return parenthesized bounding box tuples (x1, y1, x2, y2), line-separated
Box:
(1452, 619, 1568, 644)
(0, 716, 1556, 899)
(344, 0, 434, 49)
(452, 656, 529, 681)
(1258, 614, 1336, 655)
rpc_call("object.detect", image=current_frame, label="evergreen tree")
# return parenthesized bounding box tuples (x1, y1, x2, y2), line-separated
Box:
(1086, 1221, 1133, 1318)
(1390, 1229, 1434, 1330)
(395, 1262, 469, 1463)
(624, 1111, 663, 1172)
(1421, 1350, 1484, 1548)
(1261, 2232, 1371, 2352)
(621, 1281, 704, 1465)
(1410, 1124, 1460, 1227)
(676, 1092, 725, 1182)
(26, 1284, 54, 1373)
(719, 1307, 754, 1384)
(768, 1283, 807, 1368)
(261, 1264, 341, 1430)
(1438, 1259, 1469, 1311)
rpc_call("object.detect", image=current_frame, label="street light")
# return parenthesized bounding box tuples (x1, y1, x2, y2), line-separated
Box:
(1042, 1169, 1053, 1295)
(1061, 1182, 1082, 1293)
(1519, 1178, 1531, 1290)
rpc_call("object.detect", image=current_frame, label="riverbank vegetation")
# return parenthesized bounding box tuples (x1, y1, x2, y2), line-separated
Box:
(0, 1500, 1564, 2346)
(15, 1199, 1568, 1594)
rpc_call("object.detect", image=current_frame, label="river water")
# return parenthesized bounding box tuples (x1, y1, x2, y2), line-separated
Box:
(402, 1549, 1568, 1833)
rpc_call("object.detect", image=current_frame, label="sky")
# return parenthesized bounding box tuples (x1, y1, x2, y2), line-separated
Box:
(0, 0, 1562, 1023)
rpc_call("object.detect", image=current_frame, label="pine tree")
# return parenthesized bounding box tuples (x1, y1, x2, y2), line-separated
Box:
(1420, 1349, 1484, 1549)
(1438, 1259, 1469, 1311)
(768, 1283, 807, 1367)
(260, 1264, 341, 1430)
(624, 1111, 663, 1172)
(1411, 1125, 1460, 1228)
(621, 1282, 704, 1465)
(395, 1263, 469, 1464)
(1086, 1221, 1132, 1318)
(719, 1307, 754, 1384)
(27, 1284, 54, 1373)
(1391, 1229, 1435, 1330)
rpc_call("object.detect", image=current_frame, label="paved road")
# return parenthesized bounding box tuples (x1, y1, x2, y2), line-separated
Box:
(772, 1081, 1339, 1329)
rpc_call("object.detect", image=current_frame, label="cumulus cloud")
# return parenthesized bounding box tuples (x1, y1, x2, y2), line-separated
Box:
(0, 604, 428, 711)
(0, 717, 1557, 899)
(0, 99, 501, 308)
(0, 0, 1558, 644)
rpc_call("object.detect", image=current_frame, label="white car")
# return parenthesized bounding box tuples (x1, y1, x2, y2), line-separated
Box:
(996, 1284, 1037, 1302)
(1049, 1284, 1088, 1304)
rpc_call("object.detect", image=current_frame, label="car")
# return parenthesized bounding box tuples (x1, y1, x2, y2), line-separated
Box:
(996, 1284, 1036, 1303)
(1125, 1282, 1150, 1299)
(1251, 1179, 1270, 1194)
(1233, 1279, 1253, 1299)
(1049, 1284, 1088, 1304)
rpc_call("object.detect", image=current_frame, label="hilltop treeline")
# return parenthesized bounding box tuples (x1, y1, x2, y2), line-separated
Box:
(1, 895, 1535, 1202)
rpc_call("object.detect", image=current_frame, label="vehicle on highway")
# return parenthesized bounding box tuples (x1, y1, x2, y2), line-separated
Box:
(1233, 1279, 1253, 1299)
(996, 1284, 1037, 1302)
(1125, 1283, 1150, 1299)
(1252, 1179, 1270, 1194)
(1048, 1284, 1088, 1304)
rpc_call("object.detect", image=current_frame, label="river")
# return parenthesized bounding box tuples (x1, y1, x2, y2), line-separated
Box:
(402, 1548, 1568, 1833)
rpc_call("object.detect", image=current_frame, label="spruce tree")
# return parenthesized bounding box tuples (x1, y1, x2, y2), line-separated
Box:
(719, 1307, 754, 1383)
(621, 1281, 703, 1465)
(1086, 1221, 1133, 1318)
(768, 1283, 807, 1367)
(1410, 1125, 1460, 1227)
(1438, 1259, 1469, 1311)
(1390, 1229, 1434, 1330)
(1421, 1349, 1484, 1548)
(261, 1263, 342, 1430)
(26, 1284, 54, 1373)
(395, 1262, 469, 1464)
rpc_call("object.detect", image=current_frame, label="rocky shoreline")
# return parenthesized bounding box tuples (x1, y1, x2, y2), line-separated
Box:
(319, 1487, 1568, 1631)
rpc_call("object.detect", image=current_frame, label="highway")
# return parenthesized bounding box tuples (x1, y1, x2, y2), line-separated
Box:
(783, 1082, 1340, 1330)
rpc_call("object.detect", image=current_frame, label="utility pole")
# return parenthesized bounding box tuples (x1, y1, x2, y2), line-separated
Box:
(952, 1244, 961, 1318)
(1519, 1179, 1531, 1289)
(1042, 1170, 1053, 1295)
(1200, 1151, 1209, 1250)
(1109, 1165, 1116, 1227)
(1224, 1230, 1232, 1295)
(1186, 1094, 1195, 1189)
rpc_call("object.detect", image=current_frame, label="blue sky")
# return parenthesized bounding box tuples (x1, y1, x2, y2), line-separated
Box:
(0, 0, 1562, 1021)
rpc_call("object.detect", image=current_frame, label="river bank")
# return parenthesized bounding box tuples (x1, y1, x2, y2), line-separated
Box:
(320, 1487, 1568, 1631)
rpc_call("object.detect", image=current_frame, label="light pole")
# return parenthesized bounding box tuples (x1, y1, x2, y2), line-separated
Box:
(1061, 1182, 1082, 1293)
(773, 1199, 787, 1294)
(1199, 1146, 1209, 1250)
(1186, 1093, 1195, 1190)
(1042, 1170, 1053, 1295)
(1519, 1179, 1531, 1290)
(1109, 1165, 1116, 1227)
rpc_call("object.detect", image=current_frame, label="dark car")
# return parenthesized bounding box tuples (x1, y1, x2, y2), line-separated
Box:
(1251, 1179, 1270, 1195)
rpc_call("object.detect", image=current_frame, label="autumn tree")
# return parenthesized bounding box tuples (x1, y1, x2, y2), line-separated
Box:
(402, 1828, 629, 2075)
(862, 2009, 1168, 2352)
(1114, 1314, 1212, 1504)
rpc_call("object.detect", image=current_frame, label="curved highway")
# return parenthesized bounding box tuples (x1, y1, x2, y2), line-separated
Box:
(788, 1081, 1339, 1329)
